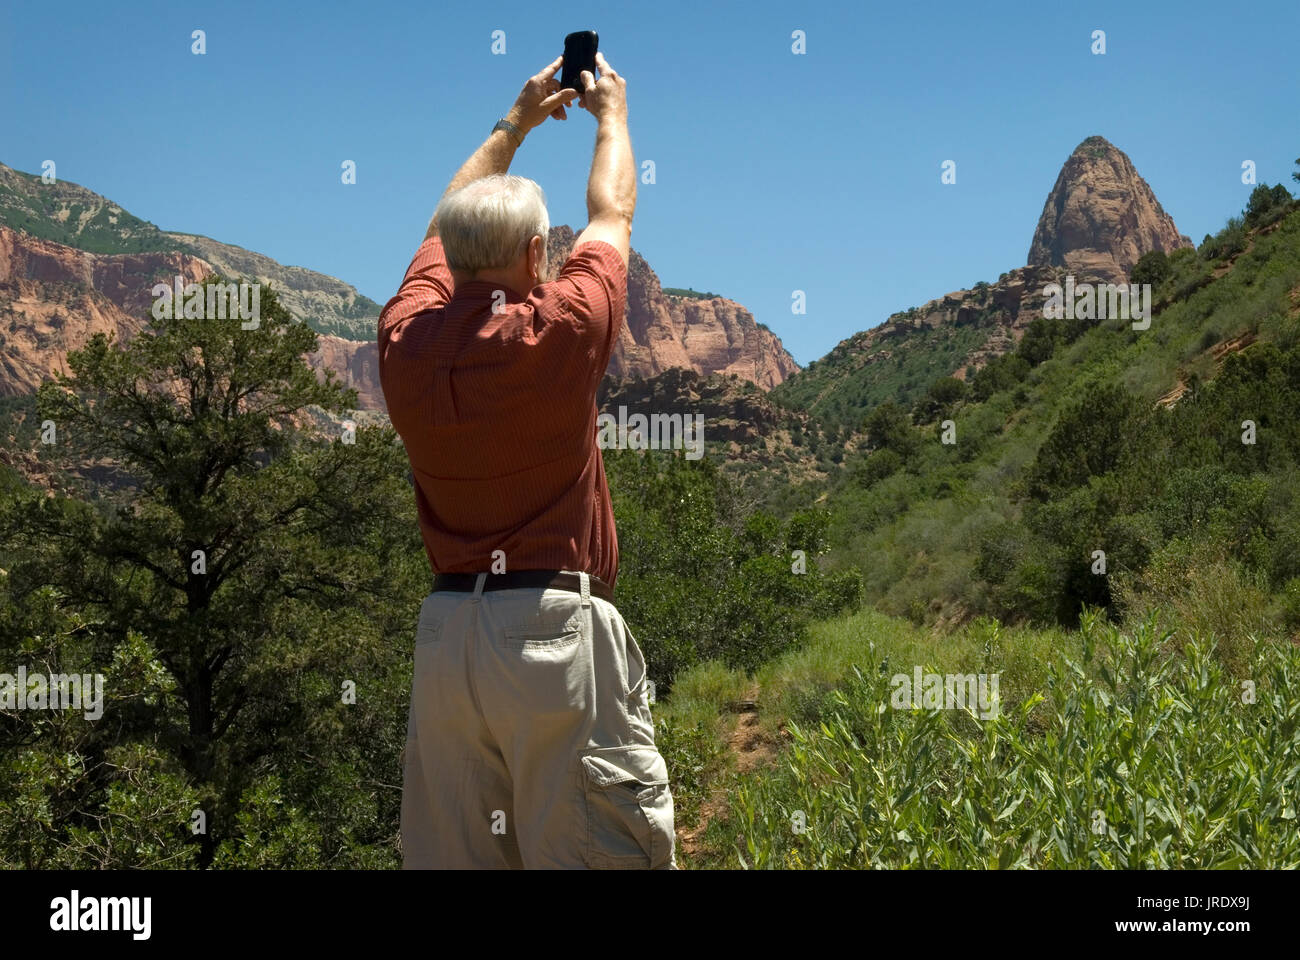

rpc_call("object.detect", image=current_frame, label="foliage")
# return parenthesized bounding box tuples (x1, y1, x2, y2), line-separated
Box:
(605, 450, 862, 693)
(703, 615, 1300, 868)
(0, 283, 427, 867)
(1130, 249, 1171, 289)
(1244, 182, 1294, 228)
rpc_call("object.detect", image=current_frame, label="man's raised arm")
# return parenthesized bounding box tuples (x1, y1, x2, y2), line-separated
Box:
(425, 56, 578, 240)
(574, 52, 635, 265)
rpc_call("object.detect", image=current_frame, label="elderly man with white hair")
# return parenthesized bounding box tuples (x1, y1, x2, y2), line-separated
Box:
(378, 51, 676, 870)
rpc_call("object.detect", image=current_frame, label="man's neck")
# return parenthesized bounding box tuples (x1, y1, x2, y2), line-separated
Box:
(453, 268, 531, 293)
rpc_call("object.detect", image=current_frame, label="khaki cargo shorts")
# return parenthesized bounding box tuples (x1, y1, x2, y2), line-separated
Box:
(400, 571, 677, 869)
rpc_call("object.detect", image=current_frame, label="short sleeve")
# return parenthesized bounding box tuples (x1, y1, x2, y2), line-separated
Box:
(378, 235, 454, 341)
(547, 241, 628, 359)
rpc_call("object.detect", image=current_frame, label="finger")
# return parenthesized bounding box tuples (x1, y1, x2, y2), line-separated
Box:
(595, 51, 616, 77)
(534, 55, 563, 80)
(580, 69, 597, 92)
(551, 105, 567, 121)
(538, 90, 574, 112)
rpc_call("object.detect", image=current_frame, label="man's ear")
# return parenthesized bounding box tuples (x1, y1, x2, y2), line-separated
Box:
(529, 234, 546, 282)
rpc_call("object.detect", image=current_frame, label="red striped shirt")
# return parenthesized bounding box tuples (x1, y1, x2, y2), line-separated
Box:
(377, 235, 626, 586)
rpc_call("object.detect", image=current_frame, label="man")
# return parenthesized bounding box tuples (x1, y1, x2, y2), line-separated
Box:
(378, 52, 676, 869)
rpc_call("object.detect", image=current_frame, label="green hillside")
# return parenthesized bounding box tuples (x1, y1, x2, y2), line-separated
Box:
(772, 318, 990, 428)
(0, 163, 191, 255)
(794, 183, 1300, 640)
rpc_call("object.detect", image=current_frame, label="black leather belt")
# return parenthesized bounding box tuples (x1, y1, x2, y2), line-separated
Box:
(432, 570, 615, 604)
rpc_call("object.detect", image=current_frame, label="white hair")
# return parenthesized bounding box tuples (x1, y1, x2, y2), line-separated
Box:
(435, 174, 549, 276)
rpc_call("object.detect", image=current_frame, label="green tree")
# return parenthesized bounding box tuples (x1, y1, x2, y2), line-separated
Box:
(1026, 383, 1148, 501)
(913, 376, 968, 422)
(863, 401, 918, 458)
(1130, 249, 1171, 289)
(1244, 182, 1294, 227)
(3, 280, 425, 866)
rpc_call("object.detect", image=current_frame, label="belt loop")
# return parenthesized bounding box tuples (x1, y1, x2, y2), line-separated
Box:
(579, 572, 591, 608)
(472, 572, 487, 603)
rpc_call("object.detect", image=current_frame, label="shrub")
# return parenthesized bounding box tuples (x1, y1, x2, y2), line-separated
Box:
(1130, 249, 1171, 289)
(1112, 538, 1272, 676)
(1244, 183, 1294, 228)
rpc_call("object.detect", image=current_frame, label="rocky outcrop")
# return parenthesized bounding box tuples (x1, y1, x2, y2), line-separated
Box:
(166, 233, 381, 341)
(0, 225, 378, 408)
(0, 225, 211, 394)
(801, 261, 1068, 402)
(548, 226, 799, 390)
(1027, 135, 1193, 284)
(778, 135, 1196, 423)
(304, 335, 383, 410)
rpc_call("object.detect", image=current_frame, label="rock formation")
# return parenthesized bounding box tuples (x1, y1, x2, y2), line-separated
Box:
(1027, 135, 1193, 284)
(548, 226, 798, 389)
(0, 225, 210, 394)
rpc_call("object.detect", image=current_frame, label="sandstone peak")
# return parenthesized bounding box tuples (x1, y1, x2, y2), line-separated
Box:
(1027, 136, 1192, 283)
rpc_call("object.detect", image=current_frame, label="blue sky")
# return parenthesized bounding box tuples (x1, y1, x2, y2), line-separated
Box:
(5, 0, 1298, 365)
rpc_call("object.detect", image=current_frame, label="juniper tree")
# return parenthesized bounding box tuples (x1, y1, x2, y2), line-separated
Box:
(3, 280, 425, 865)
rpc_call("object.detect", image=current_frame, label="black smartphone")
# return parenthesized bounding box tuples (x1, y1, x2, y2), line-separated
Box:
(560, 30, 598, 96)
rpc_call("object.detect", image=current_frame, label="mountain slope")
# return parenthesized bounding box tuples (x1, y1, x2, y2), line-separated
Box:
(0, 162, 798, 400)
(0, 163, 188, 255)
(164, 232, 382, 341)
(0, 161, 384, 342)
(772, 136, 1191, 429)
(811, 194, 1300, 629)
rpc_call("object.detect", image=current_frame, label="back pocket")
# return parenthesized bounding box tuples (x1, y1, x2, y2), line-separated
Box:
(581, 744, 675, 869)
(502, 613, 583, 651)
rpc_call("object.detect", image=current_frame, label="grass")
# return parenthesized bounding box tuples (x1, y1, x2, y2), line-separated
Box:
(655, 606, 1300, 869)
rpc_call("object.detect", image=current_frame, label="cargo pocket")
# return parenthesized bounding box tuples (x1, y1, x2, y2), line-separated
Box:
(581, 744, 675, 869)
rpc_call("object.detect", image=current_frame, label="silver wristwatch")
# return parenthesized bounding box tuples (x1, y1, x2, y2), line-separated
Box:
(492, 118, 524, 147)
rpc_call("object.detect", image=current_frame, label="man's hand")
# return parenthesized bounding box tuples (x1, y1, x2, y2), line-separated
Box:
(506, 56, 580, 133)
(578, 52, 627, 119)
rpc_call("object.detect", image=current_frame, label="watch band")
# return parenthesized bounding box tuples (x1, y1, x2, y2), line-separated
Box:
(493, 118, 524, 147)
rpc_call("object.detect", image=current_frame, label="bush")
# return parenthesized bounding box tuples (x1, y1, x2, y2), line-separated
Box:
(913, 376, 968, 423)
(1244, 183, 1293, 228)
(850, 447, 903, 487)
(1113, 538, 1272, 676)
(971, 354, 1030, 401)
(863, 401, 918, 458)
(1130, 249, 1171, 289)
(1200, 216, 1248, 261)
(1026, 383, 1146, 500)
(605, 450, 863, 693)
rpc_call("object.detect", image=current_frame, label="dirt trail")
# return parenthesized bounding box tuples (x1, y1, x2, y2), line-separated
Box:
(676, 684, 781, 860)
